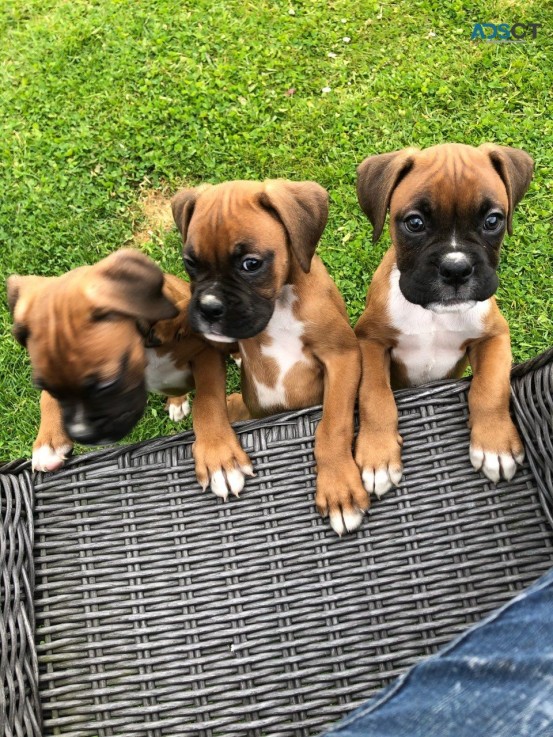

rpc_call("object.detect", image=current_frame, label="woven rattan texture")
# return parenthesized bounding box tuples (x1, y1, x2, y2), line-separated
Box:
(23, 355, 552, 737)
(511, 350, 553, 526)
(0, 469, 42, 737)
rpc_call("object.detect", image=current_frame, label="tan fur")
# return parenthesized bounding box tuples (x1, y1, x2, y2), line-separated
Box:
(355, 143, 531, 490)
(174, 180, 368, 534)
(237, 257, 350, 416)
(8, 250, 250, 490)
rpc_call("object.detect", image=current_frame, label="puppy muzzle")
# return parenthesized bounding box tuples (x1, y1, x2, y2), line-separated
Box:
(61, 381, 147, 445)
(398, 249, 499, 309)
(189, 284, 275, 340)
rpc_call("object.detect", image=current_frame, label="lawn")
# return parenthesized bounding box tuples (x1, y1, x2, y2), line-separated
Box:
(0, 0, 551, 461)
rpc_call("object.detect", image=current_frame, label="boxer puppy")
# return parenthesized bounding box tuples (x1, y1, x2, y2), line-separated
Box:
(354, 143, 533, 496)
(171, 180, 368, 536)
(7, 249, 252, 498)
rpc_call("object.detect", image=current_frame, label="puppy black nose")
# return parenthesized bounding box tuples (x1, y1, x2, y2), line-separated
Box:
(66, 424, 100, 444)
(439, 254, 474, 284)
(199, 293, 225, 320)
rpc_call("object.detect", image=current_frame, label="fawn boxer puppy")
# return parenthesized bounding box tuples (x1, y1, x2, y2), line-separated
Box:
(354, 143, 533, 497)
(7, 249, 252, 498)
(171, 180, 367, 535)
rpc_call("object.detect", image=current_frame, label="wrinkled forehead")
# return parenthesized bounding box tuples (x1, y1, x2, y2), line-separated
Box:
(24, 292, 140, 384)
(391, 146, 509, 217)
(187, 183, 285, 254)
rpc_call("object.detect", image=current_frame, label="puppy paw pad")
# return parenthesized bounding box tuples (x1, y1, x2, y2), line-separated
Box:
(32, 444, 71, 473)
(167, 399, 190, 422)
(362, 466, 402, 498)
(208, 467, 248, 500)
(329, 508, 366, 536)
(226, 468, 245, 497)
(210, 470, 229, 500)
(470, 446, 523, 483)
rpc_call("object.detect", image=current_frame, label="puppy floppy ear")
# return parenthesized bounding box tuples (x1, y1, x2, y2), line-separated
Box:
(171, 185, 213, 240)
(6, 275, 46, 346)
(7, 275, 25, 317)
(88, 249, 178, 322)
(258, 180, 328, 273)
(479, 144, 534, 235)
(356, 148, 418, 242)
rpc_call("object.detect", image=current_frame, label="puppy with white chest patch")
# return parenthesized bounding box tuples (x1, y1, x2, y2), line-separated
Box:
(7, 249, 252, 498)
(354, 143, 534, 497)
(171, 180, 368, 535)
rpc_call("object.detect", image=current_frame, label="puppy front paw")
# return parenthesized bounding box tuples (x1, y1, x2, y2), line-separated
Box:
(165, 394, 191, 422)
(32, 442, 73, 472)
(470, 418, 525, 483)
(193, 434, 254, 500)
(355, 431, 403, 498)
(315, 460, 369, 536)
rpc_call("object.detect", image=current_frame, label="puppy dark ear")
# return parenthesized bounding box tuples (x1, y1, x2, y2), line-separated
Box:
(258, 180, 328, 273)
(6, 275, 23, 317)
(479, 144, 534, 235)
(6, 275, 44, 346)
(356, 148, 418, 243)
(171, 187, 205, 240)
(90, 249, 178, 322)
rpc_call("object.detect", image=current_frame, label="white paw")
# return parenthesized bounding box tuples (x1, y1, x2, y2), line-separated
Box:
(361, 465, 402, 498)
(167, 398, 190, 422)
(470, 446, 525, 483)
(205, 464, 254, 501)
(232, 353, 242, 368)
(329, 507, 365, 536)
(32, 444, 72, 472)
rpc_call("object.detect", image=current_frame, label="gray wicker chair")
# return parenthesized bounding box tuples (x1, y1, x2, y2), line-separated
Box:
(2, 348, 552, 737)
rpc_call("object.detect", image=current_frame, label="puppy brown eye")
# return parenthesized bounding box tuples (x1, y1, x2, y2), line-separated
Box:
(484, 213, 503, 231)
(183, 253, 197, 275)
(404, 215, 425, 233)
(91, 310, 117, 323)
(95, 377, 119, 394)
(241, 257, 263, 273)
(13, 323, 29, 347)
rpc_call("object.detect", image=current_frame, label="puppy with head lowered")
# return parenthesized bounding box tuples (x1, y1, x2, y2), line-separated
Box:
(354, 143, 533, 496)
(7, 249, 252, 498)
(171, 180, 368, 535)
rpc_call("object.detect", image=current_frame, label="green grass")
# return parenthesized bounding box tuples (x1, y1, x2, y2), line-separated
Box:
(0, 0, 551, 460)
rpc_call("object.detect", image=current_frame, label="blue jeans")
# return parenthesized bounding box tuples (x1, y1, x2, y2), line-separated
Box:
(321, 568, 553, 737)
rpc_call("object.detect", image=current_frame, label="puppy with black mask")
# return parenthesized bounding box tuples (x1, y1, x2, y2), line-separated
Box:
(8, 249, 252, 499)
(172, 180, 367, 536)
(353, 143, 534, 497)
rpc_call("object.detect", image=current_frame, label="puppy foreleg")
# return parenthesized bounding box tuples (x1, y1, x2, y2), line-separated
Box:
(468, 329, 524, 482)
(190, 347, 253, 500)
(355, 339, 403, 498)
(313, 340, 369, 536)
(32, 391, 73, 472)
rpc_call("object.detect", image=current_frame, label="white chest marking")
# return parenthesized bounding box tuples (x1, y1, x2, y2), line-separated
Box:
(248, 285, 309, 409)
(144, 349, 192, 394)
(388, 266, 490, 386)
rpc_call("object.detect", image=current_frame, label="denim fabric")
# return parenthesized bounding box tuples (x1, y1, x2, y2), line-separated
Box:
(321, 568, 553, 737)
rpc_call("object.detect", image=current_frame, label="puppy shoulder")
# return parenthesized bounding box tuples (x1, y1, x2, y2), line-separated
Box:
(354, 249, 397, 346)
(297, 257, 352, 328)
(483, 297, 510, 337)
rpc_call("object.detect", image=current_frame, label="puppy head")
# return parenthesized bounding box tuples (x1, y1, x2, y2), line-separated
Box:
(171, 179, 328, 341)
(7, 249, 177, 445)
(357, 143, 533, 311)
